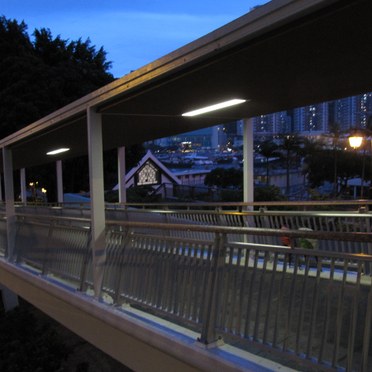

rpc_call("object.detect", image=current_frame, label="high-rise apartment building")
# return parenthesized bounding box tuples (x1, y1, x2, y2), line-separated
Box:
(331, 96, 357, 131)
(151, 92, 372, 149)
(293, 103, 328, 134)
(356, 93, 372, 129)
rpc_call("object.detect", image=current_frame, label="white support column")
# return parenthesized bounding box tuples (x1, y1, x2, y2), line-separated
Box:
(0, 174, 3, 202)
(20, 168, 27, 204)
(87, 107, 106, 298)
(56, 160, 64, 204)
(243, 118, 254, 204)
(117, 146, 126, 204)
(3, 147, 16, 261)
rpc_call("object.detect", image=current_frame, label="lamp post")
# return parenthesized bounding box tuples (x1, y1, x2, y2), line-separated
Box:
(348, 129, 372, 199)
(348, 133, 363, 150)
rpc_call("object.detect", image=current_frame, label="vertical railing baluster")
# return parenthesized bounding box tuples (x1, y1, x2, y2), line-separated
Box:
(332, 259, 349, 368)
(305, 253, 322, 359)
(113, 230, 131, 304)
(295, 254, 310, 355)
(199, 232, 226, 345)
(318, 257, 335, 364)
(79, 226, 92, 292)
(262, 251, 278, 344)
(283, 252, 300, 352)
(183, 242, 194, 320)
(193, 242, 206, 322)
(253, 250, 269, 340)
(365, 215, 372, 275)
(273, 250, 287, 348)
(236, 245, 249, 337)
(244, 249, 259, 339)
(222, 242, 234, 332)
(346, 261, 363, 371)
(232, 246, 244, 331)
(42, 219, 55, 275)
(361, 277, 372, 371)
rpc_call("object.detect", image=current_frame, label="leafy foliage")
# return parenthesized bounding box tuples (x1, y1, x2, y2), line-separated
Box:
(254, 185, 286, 202)
(278, 135, 302, 196)
(0, 17, 148, 197)
(257, 139, 281, 185)
(204, 167, 243, 188)
(0, 16, 114, 137)
(304, 148, 366, 189)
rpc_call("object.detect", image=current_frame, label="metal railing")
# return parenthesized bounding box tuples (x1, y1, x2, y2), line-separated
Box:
(3, 210, 372, 371)
(0, 215, 7, 257)
(12, 199, 372, 236)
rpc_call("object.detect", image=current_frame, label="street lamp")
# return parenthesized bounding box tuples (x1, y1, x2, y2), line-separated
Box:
(348, 129, 372, 199)
(348, 132, 363, 149)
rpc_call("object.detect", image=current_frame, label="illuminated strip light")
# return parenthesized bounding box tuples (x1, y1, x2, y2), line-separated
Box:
(182, 99, 247, 117)
(46, 148, 70, 155)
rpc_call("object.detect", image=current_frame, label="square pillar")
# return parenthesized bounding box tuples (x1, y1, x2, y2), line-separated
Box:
(243, 118, 254, 204)
(117, 146, 126, 204)
(87, 107, 106, 298)
(20, 168, 27, 204)
(3, 147, 16, 261)
(56, 160, 64, 204)
(0, 174, 3, 202)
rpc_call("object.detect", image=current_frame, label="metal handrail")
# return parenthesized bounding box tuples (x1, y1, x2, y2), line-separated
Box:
(13, 213, 372, 243)
(7, 198, 372, 210)
(3, 209, 372, 370)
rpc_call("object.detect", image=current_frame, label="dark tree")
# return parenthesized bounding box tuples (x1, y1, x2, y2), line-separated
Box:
(327, 122, 343, 194)
(204, 167, 243, 189)
(0, 16, 114, 137)
(0, 17, 149, 199)
(278, 135, 302, 196)
(305, 148, 365, 193)
(257, 139, 281, 185)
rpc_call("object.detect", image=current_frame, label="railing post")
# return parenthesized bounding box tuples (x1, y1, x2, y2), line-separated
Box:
(365, 212, 372, 275)
(198, 232, 226, 346)
(42, 219, 55, 275)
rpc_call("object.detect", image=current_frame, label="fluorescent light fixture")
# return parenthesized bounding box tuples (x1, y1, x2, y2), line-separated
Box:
(46, 148, 70, 156)
(182, 99, 247, 117)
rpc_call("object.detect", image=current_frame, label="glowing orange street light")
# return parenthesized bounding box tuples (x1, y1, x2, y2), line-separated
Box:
(348, 130, 367, 198)
(348, 132, 363, 149)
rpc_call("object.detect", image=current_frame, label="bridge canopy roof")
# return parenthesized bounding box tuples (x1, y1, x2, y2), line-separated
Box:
(1, 0, 372, 170)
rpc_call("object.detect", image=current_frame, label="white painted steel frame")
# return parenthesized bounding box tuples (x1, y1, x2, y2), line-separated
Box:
(3, 147, 15, 261)
(117, 146, 126, 204)
(20, 168, 26, 204)
(243, 118, 254, 204)
(87, 107, 106, 297)
(56, 160, 64, 204)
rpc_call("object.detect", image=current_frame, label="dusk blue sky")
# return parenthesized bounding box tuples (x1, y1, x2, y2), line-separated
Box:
(1, 0, 269, 77)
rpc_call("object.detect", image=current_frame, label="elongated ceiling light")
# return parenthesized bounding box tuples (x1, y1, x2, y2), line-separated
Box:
(46, 148, 70, 155)
(182, 98, 247, 117)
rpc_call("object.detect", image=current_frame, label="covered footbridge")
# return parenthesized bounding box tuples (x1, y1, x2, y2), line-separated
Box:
(1, 0, 372, 370)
